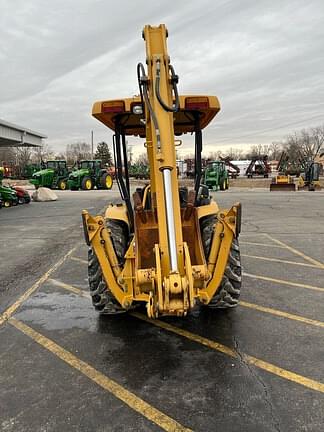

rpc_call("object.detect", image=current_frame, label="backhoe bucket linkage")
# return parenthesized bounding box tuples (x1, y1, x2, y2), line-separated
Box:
(82, 203, 240, 318)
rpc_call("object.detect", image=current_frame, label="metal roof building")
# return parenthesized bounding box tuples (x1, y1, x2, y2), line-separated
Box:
(0, 119, 47, 147)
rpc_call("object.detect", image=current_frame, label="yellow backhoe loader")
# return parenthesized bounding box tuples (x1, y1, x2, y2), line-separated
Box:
(82, 25, 242, 318)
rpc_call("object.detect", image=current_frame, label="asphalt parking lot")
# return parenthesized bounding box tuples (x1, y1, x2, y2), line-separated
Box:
(1, 186, 324, 431)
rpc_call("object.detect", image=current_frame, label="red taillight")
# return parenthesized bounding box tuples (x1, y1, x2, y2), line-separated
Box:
(185, 97, 209, 110)
(101, 101, 125, 113)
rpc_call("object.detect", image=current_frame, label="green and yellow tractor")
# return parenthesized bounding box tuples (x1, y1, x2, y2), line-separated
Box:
(67, 160, 113, 190)
(204, 160, 229, 191)
(30, 160, 69, 190)
(22, 163, 42, 179)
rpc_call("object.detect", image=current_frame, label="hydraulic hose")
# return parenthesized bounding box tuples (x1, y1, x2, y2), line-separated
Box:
(155, 59, 179, 113)
(137, 62, 161, 149)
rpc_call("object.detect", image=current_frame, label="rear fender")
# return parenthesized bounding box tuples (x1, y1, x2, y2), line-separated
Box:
(105, 204, 129, 228)
(198, 203, 240, 304)
(82, 210, 133, 308)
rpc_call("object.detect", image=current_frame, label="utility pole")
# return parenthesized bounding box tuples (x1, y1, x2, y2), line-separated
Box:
(91, 130, 94, 160)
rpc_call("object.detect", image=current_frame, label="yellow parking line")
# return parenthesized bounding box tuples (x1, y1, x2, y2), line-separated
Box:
(9, 318, 192, 432)
(48, 279, 324, 394)
(243, 272, 324, 293)
(0, 246, 77, 327)
(240, 301, 324, 328)
(241, 254, 320, 268)
(70, 256, 88, 265)
(264, 234, 324, 269)
(49, 278, 90, 298)
(240, 241, 286, 249)
(131, 312, 324, 394)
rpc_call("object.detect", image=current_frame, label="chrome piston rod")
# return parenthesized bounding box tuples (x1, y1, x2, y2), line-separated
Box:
(162, 168, 178, 272)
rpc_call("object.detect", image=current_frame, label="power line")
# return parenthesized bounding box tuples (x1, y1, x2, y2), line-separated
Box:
(214, 113, 324, 143)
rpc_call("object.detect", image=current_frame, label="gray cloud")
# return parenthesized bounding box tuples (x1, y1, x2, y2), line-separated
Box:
(1, 0, 323, 156)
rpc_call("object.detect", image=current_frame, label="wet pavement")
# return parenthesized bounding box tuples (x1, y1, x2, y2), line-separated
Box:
(1, 187, 324, 431)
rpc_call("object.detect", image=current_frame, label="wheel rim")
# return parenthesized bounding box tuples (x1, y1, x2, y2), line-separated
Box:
(85, 179, 92, 190)
(105, 176, 112, 189)
(60, 181, 66, 190)
(4, 201, 10, 207)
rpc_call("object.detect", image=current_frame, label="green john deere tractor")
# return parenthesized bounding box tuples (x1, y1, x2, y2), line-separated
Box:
(22, 163, 42, 179)
(67, 160, 113, 190)
(30, 160, 69, 190)
(204, 160, 229, 191)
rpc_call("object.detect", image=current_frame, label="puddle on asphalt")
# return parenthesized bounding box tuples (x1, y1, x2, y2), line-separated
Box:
(15, 291, 99, 333)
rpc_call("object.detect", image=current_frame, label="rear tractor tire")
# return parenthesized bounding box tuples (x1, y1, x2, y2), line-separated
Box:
(200, 215, 241, 308)
(100, 173, 113, 190)
(81, 176, 93, 191)
(88, 219, 129, 314)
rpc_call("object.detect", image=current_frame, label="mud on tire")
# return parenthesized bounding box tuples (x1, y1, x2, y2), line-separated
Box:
(88, 219, 129, 314)
(200, 215, 242, 308)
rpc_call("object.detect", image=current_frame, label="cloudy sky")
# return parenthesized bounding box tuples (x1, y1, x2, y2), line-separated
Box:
(1, 0, 324, 157)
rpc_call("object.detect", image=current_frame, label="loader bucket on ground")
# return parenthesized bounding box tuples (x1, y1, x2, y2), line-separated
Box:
(270, 183, 295, 191)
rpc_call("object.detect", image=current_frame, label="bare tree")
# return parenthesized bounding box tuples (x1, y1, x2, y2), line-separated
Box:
(182, 153, 194, 160)
(284, 126, 322, 164)
(66, 142, 91, 164)
(0, 147, 16, 164)
(55, 153, 66, 160)
(245, 144, 271, 159)
(207, 151, 221, 160)
(226, 147, 245, 160)
(310, 125, 324, 156)
(31, 143, 54, 163)
(14, 147, 32, 174)
(269, 142, 283, 160)
(136, 152, 148, 166)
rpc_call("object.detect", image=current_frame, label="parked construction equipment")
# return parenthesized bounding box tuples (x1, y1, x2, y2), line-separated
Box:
(30, 160, 69, 190)
(245, 155, 271, 178)
(270, 151, 295, 191)
(298, 160, 321, 191)
(204, 160, 229, 190)
(220, 156, 240, 179)
(82, 24, 242, 318)
(296, 144, 323, 191)
(68, 159, 113, 190)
